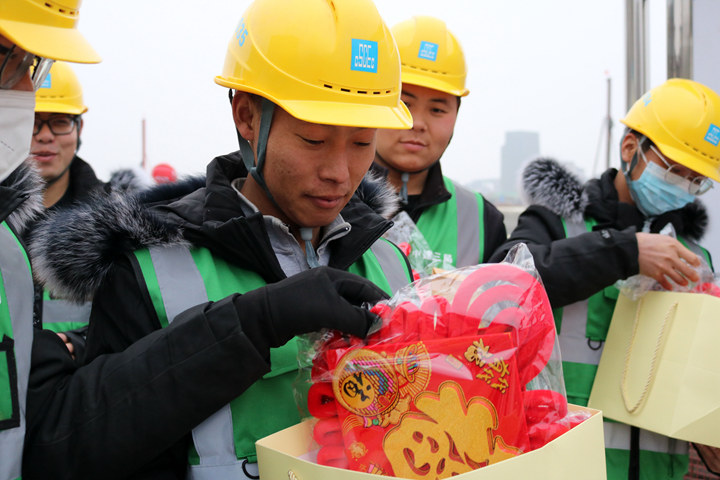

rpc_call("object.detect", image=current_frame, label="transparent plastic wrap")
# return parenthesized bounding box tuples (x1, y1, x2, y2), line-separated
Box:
(299, 244, 589, 478)
(616, 224, 720, 300)
(383, 211, 454, 278)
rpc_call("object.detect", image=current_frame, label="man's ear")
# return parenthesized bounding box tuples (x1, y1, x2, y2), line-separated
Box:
(232, 91, 258, 143)
(620, 132, 639, 167)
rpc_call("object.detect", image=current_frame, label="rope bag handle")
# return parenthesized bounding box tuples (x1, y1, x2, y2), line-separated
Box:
(620, 298, 678, 413)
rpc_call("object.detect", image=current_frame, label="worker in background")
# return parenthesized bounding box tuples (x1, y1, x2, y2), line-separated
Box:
(30, 61, 104, 210)
(491, 78, 720, 480)
(373, 16, 506, 274)
(25, 61, 105, 352)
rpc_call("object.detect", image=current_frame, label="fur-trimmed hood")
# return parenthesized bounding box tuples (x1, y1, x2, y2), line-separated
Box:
(521, 157, 587, 223)
(0, 160, 44, 235)
(31, 154, 399, 303)
(521, 157, 708, 240)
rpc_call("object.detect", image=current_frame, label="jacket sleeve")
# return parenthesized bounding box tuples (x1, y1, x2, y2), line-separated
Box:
(489, 205, 639, 308)
(23, 257, 272, 480)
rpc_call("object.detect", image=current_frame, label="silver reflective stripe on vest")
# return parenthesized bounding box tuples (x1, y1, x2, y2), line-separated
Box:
(557, 219, 602, 365)
(42, 299, 92, 326)
(147, 246, 254, 479)
(453, 181, 481, 267)
(0, 226, 34, 480)
(370, 240, 409, 294)
(604, 422, 688, 455)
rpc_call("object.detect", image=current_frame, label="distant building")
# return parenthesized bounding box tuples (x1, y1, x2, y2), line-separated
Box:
(500, 131, 539, 203)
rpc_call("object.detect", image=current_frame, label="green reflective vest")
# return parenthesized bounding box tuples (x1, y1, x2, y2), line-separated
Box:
(416, 177, 485, 268)
(133, 238, 411, 478)
(0, 222, 34, 480)
(41, 289, 91, 334)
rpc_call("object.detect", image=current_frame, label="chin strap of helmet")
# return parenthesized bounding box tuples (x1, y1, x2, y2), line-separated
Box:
(375, 151, 434, 205)
(230, 90, 320, 268)
(300, 227, 320, 268)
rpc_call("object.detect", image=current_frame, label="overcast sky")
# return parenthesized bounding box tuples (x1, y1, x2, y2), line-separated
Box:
(70, 0, 670, 186)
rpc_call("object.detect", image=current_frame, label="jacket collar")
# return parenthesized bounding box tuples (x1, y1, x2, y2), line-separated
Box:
(51, 155, 104, 210)
(370, 161, 450, 220)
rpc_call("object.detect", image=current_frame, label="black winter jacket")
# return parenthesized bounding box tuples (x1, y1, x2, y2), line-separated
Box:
(26, 151, 405, 479)
(371, 162, 507, 263)
(489, 159, 710, 308)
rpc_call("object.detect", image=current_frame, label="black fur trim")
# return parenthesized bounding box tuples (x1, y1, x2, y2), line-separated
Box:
(2, 161, 44, 235)
(353, 171, 400, 219)
(29, 191, 187, 303)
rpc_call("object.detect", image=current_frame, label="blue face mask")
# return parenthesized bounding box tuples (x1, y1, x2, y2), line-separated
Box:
(627, 157, 696, 217)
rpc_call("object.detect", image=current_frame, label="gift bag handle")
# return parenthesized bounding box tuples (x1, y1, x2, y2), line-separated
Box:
(620, 299, 678, 413)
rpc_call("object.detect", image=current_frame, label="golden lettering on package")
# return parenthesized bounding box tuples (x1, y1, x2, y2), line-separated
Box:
(464, 339, 511, 393)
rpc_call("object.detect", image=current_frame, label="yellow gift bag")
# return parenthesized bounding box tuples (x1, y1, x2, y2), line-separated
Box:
(589, 291, 720, 447)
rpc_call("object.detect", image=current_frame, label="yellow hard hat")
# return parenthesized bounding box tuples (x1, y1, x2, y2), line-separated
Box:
(0, 0, 100, 63)
(621, 78, 720, 182)
(35, 61, 87, 114)
(391, 16, 469, 97)
(215, 0, 411, 130)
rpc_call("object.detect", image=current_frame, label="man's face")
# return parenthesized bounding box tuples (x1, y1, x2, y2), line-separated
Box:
(261, 107, 377, 228)
(375, 83, 458, 172)
(30, 112, 80, 182)
(0, 34, 33, 92)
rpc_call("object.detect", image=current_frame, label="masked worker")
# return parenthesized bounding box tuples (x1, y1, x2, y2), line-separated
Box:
(491, 78, 720, 480)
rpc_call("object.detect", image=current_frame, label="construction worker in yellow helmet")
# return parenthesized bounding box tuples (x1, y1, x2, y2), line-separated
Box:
(29, 61, 101, 211)
(491, 78, 720, 480)
(28, 0, 414, 477)
(373, 16, 506, 276)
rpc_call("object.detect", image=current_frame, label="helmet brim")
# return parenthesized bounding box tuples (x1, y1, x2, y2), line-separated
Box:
(0, 19, 100, 63)
(281, 99, 413, 130)
(402, 71, 469, 97)
(217, 77, 413, 130)
(34, 101, 87, 115)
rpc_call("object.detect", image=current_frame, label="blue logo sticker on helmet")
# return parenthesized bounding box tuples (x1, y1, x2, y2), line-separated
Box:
(40, 73, 51, 89)
(643, 93, 652, 106)
(705, 124, 720, 146)
(418, 41, 439, 61)
(351, 39, 378, 73)
(235, 18, 249, 47)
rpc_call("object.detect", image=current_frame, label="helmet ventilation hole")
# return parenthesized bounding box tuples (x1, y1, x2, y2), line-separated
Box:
(322, 83, 392, 95)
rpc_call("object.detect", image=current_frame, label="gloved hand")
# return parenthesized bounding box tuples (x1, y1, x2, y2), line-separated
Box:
(233, 266, 388, 354)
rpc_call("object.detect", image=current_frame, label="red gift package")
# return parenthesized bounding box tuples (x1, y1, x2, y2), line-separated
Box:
(321, 332, 529, 477)
(306, 246, 578, 478)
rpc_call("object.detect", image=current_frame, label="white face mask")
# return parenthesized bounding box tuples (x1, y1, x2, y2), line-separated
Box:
(0, 89, 35, 183)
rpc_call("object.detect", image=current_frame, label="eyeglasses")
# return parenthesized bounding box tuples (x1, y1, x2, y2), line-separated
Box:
(0, 43, 55, 91)
(33, 115, 78, 136)
(648, 145, 713, 195)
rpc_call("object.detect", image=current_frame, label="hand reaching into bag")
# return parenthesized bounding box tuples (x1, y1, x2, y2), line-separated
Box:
(636, 233, 701, 290)
(233, 267, 388, 355)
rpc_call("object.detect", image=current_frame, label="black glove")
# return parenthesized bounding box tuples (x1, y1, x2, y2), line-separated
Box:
(233, 266, 389, 353)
